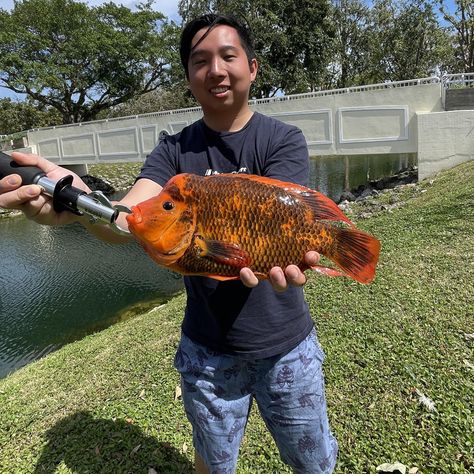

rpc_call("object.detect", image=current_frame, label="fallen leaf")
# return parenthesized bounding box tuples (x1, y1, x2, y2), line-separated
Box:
(415, 389, 436, 412)
(182, 442, 188, 453)
(95, 446, 100, 456)
(130, 444, 141, 456)
(175, 385, 182, 401)
(139, 389, 146, 399)
(376, 462, 407, 474)
(408, 468, 419, 474)
(462, 333, 474, 341)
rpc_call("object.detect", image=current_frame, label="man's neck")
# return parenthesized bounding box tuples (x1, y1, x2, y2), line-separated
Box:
(202, 108, 254, 132)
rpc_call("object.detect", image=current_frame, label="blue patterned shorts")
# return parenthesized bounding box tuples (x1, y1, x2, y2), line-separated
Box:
(174, 330, 338, 474)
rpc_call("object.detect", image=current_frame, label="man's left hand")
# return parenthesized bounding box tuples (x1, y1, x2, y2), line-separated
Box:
(240, 251, 320, 291)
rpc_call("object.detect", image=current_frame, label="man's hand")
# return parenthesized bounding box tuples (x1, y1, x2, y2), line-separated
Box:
(240, 251, 320, 291)
(0, 151, 90, 226)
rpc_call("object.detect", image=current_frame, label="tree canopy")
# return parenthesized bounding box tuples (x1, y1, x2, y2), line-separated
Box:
(0, 0, 472, 129)
(440, 0, 474, 72)
(0, 0, 174, 124)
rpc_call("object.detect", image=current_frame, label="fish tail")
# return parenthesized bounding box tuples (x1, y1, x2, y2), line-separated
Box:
(327, 227, 381, 284)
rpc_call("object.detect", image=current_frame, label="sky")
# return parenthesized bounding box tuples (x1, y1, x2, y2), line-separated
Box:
(0, 0, 458, 100)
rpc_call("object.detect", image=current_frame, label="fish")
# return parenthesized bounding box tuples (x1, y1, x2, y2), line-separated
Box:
(126, 173, 381, 284)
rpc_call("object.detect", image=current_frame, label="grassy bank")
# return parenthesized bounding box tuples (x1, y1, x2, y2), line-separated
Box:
(1, 162, 473, 473)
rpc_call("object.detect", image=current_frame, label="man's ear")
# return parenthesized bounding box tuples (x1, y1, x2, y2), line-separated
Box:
(249, 58, 258, 81)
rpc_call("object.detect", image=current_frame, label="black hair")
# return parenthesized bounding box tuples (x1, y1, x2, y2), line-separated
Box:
(180, 13, 256, 79)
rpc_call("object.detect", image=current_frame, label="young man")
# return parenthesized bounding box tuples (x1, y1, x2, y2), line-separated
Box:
(0, 14, 338, 474)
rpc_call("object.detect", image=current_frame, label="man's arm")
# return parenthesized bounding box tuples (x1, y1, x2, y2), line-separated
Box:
(0, 152, 162, 244)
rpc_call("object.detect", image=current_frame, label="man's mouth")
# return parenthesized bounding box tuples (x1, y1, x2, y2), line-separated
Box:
(210, 86, 230, 95)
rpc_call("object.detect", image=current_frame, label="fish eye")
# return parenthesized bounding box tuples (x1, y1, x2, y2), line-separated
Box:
(163, 201, 174, 211)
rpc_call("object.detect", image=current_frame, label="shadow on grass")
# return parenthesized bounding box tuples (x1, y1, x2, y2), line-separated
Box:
(33, 410, 193, 473)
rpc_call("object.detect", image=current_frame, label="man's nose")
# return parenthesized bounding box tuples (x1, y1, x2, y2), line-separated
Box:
(208, 57, 225, 77)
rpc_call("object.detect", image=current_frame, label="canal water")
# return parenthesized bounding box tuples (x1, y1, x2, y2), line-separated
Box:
(0, 153, 415, 378)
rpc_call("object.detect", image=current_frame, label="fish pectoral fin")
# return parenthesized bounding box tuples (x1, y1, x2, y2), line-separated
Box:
(195, 236, 252, 268)
(309, 265, 345, 278)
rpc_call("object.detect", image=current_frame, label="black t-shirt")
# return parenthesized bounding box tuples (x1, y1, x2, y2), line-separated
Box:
(138, 112, 314, 358)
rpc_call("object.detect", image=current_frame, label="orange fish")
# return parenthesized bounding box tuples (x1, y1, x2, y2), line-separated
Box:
(126, 173, 381, 284)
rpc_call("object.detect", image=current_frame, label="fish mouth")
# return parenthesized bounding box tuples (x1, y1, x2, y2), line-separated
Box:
(128, 205, 179, 245)
(128, 203, 194, 264)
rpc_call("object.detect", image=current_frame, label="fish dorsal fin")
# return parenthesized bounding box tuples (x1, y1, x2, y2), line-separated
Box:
(296, 189, 354, 226)
(223, 174, 354, 226)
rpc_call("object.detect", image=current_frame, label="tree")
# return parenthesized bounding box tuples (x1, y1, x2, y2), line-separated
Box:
(439, 0, 474, 72)
(178, 0, 335, 97)
(106, 86, 197, 118)
(327, 0, 372, 88)
(0, 0, 174, 124)
(367, 0, 450, 82)
(0, 98, 61, 135)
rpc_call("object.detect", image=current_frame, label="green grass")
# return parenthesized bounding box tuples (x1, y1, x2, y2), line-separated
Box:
(1, 161, 473, 473)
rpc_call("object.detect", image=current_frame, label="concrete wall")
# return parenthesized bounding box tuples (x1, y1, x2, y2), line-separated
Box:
(252, 83, 442, 156)
(445, 88, 474, 111)
(417, 110, 474, 180)
(26, 82, 443, 165)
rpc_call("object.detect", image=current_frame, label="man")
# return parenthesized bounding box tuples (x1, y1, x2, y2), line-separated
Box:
(0, 14, 338, 474)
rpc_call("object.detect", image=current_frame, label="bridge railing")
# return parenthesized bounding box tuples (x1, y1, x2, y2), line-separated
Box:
(250, 76, 441, 105)
(442, 73, 474, 88)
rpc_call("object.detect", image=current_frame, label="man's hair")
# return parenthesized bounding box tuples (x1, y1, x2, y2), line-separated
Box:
(180, 13, 256, 79)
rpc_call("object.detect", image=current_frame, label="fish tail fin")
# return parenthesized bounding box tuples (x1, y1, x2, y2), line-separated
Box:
(326, 227, 381, 284)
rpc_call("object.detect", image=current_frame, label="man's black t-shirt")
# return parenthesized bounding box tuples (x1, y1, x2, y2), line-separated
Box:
(138, 112, 314, 358)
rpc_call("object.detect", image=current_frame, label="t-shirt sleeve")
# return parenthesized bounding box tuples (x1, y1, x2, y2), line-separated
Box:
(262, 125, 310, 187)
(136, 135, 177, 187)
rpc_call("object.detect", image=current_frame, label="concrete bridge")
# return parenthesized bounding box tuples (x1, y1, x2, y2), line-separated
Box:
(15, 73, 474, 180)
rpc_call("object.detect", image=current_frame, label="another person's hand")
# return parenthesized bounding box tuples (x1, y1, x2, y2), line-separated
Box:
(0, 151, 90, 226)
(240, 251, 320, 291)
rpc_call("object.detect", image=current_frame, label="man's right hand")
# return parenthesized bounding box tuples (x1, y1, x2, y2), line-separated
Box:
(0, 151, 91, 226)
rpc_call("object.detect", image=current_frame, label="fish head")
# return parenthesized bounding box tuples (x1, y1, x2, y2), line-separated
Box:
(126, 179, 196, 265)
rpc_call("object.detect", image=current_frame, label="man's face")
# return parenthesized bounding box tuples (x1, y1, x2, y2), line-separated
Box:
(187, 24, 258, 116)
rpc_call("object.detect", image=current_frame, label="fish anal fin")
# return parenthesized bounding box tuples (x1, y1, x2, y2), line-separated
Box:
(208, 275, 241, 281)
(195, 236, 252, 268)
(309, 265, 345, 278)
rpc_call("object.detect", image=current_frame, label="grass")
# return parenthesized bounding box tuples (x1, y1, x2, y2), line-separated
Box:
(1, 161, 473, 473)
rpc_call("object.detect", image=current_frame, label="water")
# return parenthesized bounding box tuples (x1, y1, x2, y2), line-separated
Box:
(0, 153, 415, 379)
(309, 153, 415, 200)
(0, 220, 184, 378)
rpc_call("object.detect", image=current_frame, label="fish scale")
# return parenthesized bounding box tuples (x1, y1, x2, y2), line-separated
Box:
(168, 174, 333, 275)
(127, 173, 381, 284)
